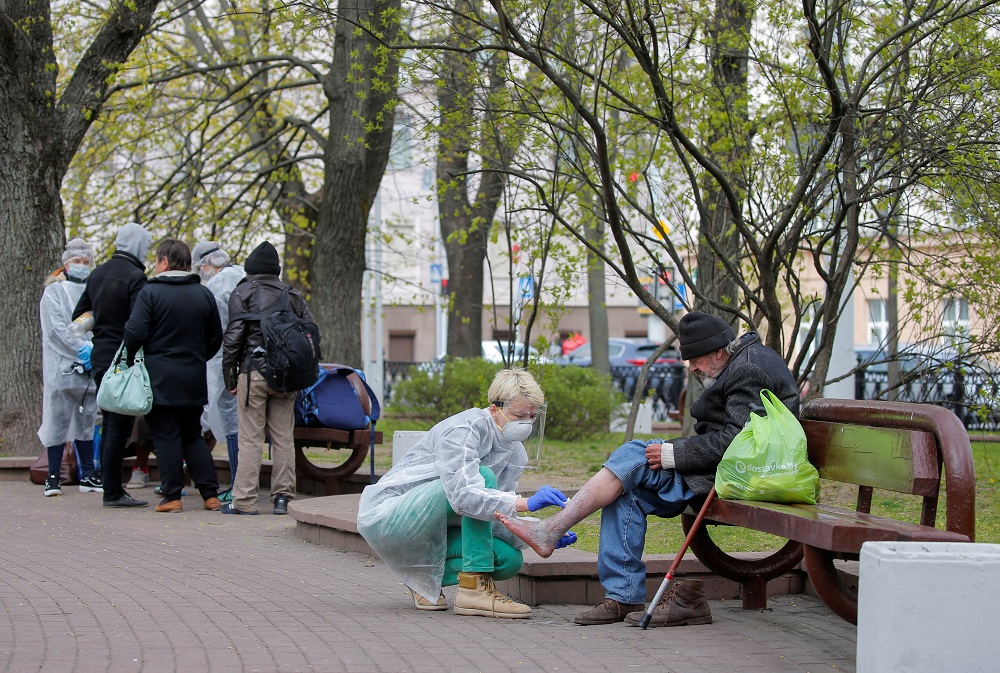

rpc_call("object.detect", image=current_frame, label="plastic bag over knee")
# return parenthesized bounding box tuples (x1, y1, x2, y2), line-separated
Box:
(714, 389, 819, 504)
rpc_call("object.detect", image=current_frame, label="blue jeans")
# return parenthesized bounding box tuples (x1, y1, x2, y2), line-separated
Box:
(599, 439, 695, 604)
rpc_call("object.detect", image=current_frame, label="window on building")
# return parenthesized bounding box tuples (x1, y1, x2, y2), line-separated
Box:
(942, 297, 969, 336)
(387, 114, 415, 171)
(867, 299, 887, 344)
(388, 332, 416, 361)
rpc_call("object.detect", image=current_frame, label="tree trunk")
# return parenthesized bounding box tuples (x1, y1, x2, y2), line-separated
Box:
(0, 86, 63, 453)
(696, 0, 750, 325)
(0, 0, 160, 453)
(436, 25, 509, 359)
(584, 205, 610, 377)
(310, 0, 401, 368)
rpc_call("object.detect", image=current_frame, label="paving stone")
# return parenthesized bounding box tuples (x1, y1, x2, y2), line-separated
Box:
(0, 481, 856, 672)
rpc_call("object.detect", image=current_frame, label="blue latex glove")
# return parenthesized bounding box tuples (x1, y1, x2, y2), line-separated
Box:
(527, 485, 568, 511)
(556, 531, 578, 549)
(77, 344, 93, 372)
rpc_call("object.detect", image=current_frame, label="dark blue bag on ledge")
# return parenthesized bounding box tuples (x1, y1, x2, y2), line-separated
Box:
(295, 364, 380, 431)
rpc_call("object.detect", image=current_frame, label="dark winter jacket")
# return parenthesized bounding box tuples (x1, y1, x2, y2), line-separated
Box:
(73, 251, 148, 376)
(122, 272, 223, 407)
(672, 332, 800, 496)
(222, 274, 316, 391)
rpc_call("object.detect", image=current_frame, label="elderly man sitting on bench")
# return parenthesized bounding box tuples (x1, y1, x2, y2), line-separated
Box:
(499, 311, 799, 627)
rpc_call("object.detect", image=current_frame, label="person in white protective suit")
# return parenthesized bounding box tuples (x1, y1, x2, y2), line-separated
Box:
(37, 238, 102, 497)
(192, 241, 245, 503)
(357, 368, 578, 618)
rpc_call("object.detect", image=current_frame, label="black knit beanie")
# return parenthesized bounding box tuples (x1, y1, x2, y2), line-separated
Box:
(244, 241, 281, 276)
(678, 312, 737, 360)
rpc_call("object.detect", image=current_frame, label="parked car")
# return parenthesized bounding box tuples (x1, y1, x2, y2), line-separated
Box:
(558, 338, 684, 412)
(557, 337, 681, 367)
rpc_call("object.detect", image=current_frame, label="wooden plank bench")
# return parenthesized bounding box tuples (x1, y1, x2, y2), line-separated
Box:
(294, 427, 383, 495)
(680, 398, 976, 624)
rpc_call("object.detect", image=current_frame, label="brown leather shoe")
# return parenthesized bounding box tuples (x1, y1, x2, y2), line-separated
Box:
(574, 598, 645, 625)
(155, 499, 183, 513)
(624, 579, 712, 627)
(203, 497, 222, 511)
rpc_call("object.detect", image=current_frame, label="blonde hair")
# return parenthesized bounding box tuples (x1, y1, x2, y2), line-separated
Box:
(488, 368, 544, 407)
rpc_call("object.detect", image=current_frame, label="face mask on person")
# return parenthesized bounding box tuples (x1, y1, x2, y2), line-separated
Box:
(198, 266, 219, 282)
(66, 264, 91, 281)
(497, 409, 535, 442)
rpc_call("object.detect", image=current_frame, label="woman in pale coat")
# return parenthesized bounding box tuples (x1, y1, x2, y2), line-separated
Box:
(357, 368, 575, 618)
(37, 238, 101, 496)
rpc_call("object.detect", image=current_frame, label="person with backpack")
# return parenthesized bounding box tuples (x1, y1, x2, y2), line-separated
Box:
(221, 241, 321, 515)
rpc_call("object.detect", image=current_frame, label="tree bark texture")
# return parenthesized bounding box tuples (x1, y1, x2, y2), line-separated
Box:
(311, 0, 401, 368)
(695, 0, 750, 325)
(0, 0, 159, 453)
(436, 23, 508, 359)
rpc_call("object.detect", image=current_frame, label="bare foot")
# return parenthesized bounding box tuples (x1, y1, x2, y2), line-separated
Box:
(496, 512, 557, 558)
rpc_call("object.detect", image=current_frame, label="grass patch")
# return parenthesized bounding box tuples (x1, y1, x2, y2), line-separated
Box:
(314, 415, 1000, 553)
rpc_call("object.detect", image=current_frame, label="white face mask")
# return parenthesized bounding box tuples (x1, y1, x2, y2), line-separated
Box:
(66, 263, 91, 280)
(501, 420, 534, 443)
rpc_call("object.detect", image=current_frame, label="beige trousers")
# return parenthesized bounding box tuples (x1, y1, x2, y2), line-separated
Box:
(233, 370, 297, 511)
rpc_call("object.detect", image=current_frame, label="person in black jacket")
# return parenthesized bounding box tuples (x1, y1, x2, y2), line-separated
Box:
(73, 222, 152, 508)
(221, 241, 316, 515)
(498, 312, 801, 628)
(123, 239, 223, 513)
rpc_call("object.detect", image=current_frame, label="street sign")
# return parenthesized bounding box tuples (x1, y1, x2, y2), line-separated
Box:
(429, 263, 442, 283)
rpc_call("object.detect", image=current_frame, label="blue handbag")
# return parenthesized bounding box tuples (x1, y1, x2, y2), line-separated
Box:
(96, 343, 154, 416)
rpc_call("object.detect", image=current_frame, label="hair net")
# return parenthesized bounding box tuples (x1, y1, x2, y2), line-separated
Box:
(192, 241, 230, 269)
(62, 238, 94, 265)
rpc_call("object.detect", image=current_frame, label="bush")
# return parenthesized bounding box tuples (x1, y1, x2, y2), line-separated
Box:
(389, 358, 502, 421)
(531, 364, 624, 441)
(389, 359, 623, 442)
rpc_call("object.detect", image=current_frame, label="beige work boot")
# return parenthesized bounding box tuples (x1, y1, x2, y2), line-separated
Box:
(624, 579, 712, 627)
(453, 572, 532, 619)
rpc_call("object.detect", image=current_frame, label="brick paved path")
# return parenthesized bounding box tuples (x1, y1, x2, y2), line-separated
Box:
(0, 481, 855, 673)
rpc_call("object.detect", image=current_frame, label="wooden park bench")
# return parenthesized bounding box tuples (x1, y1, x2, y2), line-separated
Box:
(294, 427, 382, 495)
(680, 398, 976, 624)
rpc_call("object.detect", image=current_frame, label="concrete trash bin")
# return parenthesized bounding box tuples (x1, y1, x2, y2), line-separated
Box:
(857, 541, 1000, 673)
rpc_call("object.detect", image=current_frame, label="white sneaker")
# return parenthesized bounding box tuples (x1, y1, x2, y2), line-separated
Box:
(126, 468, 149, 489)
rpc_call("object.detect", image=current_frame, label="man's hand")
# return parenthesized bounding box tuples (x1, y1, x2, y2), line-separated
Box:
(646, 443, 662, 470)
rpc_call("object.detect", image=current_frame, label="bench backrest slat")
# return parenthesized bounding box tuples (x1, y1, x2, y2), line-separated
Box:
(801, 420, 940, 497)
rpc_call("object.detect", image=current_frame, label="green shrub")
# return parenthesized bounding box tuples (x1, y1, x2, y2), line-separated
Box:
(390, 358, 622, 442)
(389, 358, 502, 421)
(531, 364, 624, 441)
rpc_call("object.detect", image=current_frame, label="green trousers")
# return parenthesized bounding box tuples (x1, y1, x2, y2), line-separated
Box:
(441, 466, 523, 587)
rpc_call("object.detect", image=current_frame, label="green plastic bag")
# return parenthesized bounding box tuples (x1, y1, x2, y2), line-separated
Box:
(714, 389, 819, 504)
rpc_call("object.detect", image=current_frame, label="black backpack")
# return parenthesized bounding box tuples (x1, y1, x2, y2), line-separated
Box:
(235, 286, 322, 392)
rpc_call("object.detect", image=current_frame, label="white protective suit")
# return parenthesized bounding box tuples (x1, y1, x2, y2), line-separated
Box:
(37, 276, 98, 446)
(357, 407, 528, 601)
(203, 265, 246, 441)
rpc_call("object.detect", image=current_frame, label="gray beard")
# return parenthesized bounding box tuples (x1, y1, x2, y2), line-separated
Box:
(698, 375, 717, 389)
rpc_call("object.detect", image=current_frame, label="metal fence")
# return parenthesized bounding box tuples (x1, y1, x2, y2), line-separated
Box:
(855, 368, 1000, 431)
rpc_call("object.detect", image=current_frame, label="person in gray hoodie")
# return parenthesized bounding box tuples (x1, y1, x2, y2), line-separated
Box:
(498, 312, 801, 628)
(74, 222, 153, 508)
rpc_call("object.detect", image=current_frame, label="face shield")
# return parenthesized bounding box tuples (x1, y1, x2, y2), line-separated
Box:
(496, 399, 547, 470)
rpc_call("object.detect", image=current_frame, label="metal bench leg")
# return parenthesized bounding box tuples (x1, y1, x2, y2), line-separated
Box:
(741, 578, 769, 610)
(802, 545, 858, 624)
